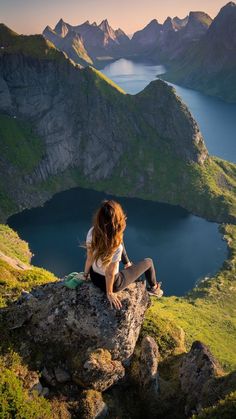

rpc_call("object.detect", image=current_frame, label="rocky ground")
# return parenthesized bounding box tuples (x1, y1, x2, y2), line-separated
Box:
(1, 276, 235, 418)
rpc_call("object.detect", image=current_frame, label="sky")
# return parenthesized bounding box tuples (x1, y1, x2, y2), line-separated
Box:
(0, 0, 231, 35)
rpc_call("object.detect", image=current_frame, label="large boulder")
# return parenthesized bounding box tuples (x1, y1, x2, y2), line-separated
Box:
(1, 279, 150, 390)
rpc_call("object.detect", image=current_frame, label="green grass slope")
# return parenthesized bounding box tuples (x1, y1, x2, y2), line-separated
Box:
(143, 223, 236, 372)
(0, 114, 44, 173)
(0, 23, 67, 61)
(0, 113, 45, 220)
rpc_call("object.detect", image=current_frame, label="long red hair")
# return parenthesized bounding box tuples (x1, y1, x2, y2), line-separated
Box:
(89, 200, 127, 267)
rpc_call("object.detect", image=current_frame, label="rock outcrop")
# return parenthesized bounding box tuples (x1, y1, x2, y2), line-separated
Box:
(179, 341, 224, 415)
(1, 280, 150, 391)
(138, 336, 160, 396)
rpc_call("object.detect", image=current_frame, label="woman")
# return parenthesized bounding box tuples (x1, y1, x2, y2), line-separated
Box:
(83, 200, 163, 310)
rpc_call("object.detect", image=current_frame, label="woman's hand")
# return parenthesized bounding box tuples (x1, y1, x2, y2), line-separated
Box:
(124, 261, 132, 269)
(107, 292, 122, 310)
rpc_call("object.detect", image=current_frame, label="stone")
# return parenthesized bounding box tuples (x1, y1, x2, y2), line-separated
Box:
(78, 390, 108, 419)
(72, 348, 125, 391)
(54, 367, 71, 384)
(179, 340, 224, 415)
(30, 382, 43, 395)
(1, 280, 150, 390)
(41, 367, 57, 386)
(139, 336, 160, 395)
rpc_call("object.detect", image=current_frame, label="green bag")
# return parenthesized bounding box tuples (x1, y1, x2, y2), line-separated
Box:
(63, 272, 86, 289)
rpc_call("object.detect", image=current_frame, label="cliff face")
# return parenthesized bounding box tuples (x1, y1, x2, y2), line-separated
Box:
(0, 28, 210, 213)
(163, 2, 236, 102)
(0, 26, 235, 224)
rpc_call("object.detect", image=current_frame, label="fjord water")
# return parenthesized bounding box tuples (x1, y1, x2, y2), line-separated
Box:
(8, 187, 227, 297)
(102, 59, 236, 163)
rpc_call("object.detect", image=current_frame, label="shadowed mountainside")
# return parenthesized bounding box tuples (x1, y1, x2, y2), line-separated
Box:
(0, 23, 236, 225)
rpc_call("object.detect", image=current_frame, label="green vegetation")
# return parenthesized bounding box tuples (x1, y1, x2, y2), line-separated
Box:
(162, 39, 236, 103)
(0, 225, 57, 307)
(143, 224, 236, 372)
(0, 225, 58, 417)
(0, 23, 65, 61)
(0, 224, 31, 264)
(192, 391, 236, 418)
(0, 114, 44, 173)
(0, 367, 51, 419)
(86, 66, 126, 95)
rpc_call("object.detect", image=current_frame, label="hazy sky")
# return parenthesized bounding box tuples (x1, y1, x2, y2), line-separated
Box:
(0, 0, 231, 35)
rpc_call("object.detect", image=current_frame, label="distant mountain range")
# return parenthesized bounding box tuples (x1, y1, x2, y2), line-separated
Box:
(162, 2, 236, 102)
(42, 11, 212, 65)
(42, 2, 236, 102)
(43, 18, 130, 66)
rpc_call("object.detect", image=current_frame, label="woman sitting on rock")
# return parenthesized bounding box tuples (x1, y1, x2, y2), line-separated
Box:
(83, 200, 163, 310)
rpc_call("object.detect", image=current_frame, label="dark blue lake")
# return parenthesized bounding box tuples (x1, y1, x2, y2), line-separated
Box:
(102, 59, 236, 163)
(8, 187, 227, 297)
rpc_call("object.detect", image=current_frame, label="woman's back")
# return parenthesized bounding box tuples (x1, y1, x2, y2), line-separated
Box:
(86, 226, 123, 276)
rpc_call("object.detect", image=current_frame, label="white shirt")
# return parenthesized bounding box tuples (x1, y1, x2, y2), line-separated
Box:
(86, 226, 123, 275)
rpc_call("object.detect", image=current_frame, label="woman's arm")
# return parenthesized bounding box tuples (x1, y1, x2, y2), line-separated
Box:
(83, 248, 93, 279)
(121, 243, 132, 268)
(105, 262, 122, 310)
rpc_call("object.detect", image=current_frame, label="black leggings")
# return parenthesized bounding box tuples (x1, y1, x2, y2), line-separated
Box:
(90, 257, 157, 294)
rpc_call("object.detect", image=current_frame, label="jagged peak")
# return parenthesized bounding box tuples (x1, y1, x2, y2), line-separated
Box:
(187, 11, 212, 25)
(223, 1, 236, 9)
(217, 1, 236, 16)
(147, 18, 159, 26)
(0, 22, 18, 37)
(163, 17, 175, 31)
(43, 25, 54, 33)
(98, 18, 111, 30)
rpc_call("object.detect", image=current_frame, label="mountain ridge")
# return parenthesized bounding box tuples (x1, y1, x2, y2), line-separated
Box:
(0, 24, 236, 227)
(162, 1, 236, 101)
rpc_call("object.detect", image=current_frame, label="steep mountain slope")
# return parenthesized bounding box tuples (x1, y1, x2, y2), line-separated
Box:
(43, 25, 93, 66)
(130, 19, 162, 51)
(163, 2, 236, 102)
(50, 18, 130, 59)
(145, 11, 212, 63)
(0, 24, 235, 225)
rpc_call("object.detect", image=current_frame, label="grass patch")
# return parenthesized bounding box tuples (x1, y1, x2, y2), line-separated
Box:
(0, 23, 65, 61)
(143, 224, 236, 372)
(0, 114, 44, 173)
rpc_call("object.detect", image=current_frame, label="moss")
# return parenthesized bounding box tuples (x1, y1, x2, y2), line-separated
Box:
(0, 367, 51, 418)
(192, 391, 236, 419)
(79, 389, 105, 419)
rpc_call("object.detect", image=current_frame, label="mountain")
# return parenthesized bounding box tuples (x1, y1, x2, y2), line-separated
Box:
(144, 11, 212, 63)
(43, 25, 93, 66)
(0, 23, 236, 227)
(54, 17, 69, 37)
(132, 19, 162, 46)
(162, 2, 236, 102)
(173, 15, 189, 29)
(50, 18, 130, 59)
(115, 28, 130, 44)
